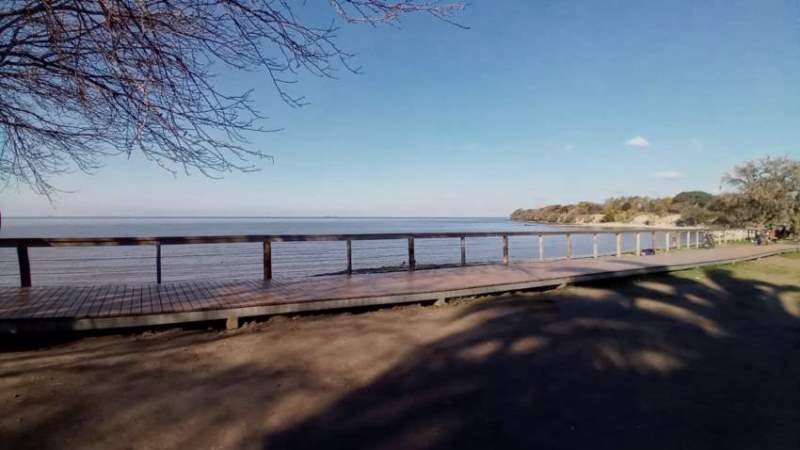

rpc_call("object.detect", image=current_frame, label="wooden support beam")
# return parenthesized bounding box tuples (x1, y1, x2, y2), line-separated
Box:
(408, 237, 416, 271)
(538, 235, 544, 260)
(155, 244, 162, 285)
(566, 233, 573, 259)
(502, 235, 509, 265)
(635, 232, 641, 256)
(615, 233, 622, 257)
(592, 233, 598, 258)
(17, 245, 31, 288)
(460, 237, 466, 266)
(346, 239, 353, 275)
(263, 240, 272, 280)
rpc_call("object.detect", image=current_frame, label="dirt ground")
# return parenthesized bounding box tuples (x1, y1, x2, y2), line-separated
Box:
(1, 254, 799, 450)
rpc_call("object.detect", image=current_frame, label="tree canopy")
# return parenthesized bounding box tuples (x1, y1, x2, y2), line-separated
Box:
(722, 156, 800, 229)
(0, 1, 463, 196)
(672, 191, 713, 207)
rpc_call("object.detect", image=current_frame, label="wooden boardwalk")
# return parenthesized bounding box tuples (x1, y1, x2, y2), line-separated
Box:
(0, 244, 796, 333)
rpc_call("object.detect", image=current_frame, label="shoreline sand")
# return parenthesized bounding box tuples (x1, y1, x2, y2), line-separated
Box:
(517, 220, 690, 230)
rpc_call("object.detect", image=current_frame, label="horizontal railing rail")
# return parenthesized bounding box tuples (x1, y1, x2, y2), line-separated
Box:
(0, 228, 704, 247)
(1, 228, 722, 288)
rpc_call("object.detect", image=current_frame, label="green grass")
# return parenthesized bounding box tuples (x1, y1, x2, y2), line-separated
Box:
(780, 251, 800, 259)
(671, 251, 800, 284)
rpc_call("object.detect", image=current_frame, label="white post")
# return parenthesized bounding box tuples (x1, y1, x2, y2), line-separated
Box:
(592, 233, 598, 258)
(665, 232, 670, 253)
(635, 232, 641, 256)
(566, 233, 573, 259)
(538, 235, 544, 260)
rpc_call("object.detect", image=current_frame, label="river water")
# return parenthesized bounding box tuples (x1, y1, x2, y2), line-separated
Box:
(0, 217, 667, 286)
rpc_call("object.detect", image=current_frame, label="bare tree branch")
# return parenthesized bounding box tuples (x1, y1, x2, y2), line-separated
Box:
(0, 0, 465, 197)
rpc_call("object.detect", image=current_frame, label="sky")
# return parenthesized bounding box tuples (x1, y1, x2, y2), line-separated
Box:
(4, 0, 800, 217)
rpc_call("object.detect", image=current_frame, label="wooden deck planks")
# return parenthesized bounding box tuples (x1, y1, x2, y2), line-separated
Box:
(0, 244, 796, 331)
(31, 286, 71, 318)
(70, 285, 95, 318)
(58, 284, 83, 317)
(12, 286, 61, 319)
(140, 285, 155, 315)
(86, 284, 112, 317)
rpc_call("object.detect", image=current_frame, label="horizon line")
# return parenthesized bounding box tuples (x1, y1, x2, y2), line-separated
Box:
(3, 215, 510, 220)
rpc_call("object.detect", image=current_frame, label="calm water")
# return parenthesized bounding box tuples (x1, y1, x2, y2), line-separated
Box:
(0, 217, 666, 286)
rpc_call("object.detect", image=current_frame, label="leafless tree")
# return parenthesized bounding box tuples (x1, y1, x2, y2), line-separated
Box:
(0, 1, 464, 196)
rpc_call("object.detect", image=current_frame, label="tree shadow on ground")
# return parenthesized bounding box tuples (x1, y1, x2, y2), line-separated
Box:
(264, 267, 800, 450)
(2, 262, 800, 450)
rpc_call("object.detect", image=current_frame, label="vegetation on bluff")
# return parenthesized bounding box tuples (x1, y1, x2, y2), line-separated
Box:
(511, 156, 800, 230)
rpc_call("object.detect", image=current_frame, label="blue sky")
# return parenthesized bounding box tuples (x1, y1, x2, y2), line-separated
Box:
(4, 0, 800, 216)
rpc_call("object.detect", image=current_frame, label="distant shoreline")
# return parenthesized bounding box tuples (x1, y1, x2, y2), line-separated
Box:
(518, 221, 689, 230)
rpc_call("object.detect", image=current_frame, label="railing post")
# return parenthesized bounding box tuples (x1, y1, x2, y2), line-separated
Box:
(615, 232, 622, 257)
(346, 239, 353, 275)
(502, 235, 509, 265)
(566, 233, 573, 259)
(676, 232, 681, 250)
(635, 232, 641, 256)
(17, 244, 31, 288)
(408, 237, 415, 271)
(665, 232, 671, 253)
(695, 230, 700, 248)
(155, 243, 162, 285)
(686, 231, 691, 248)
(538, 234, 544, 260)
(460, 236, 466, 266)
(263, 239, 272, 280)
(651, 231, 657, 252)
(592, 233, 598, 258)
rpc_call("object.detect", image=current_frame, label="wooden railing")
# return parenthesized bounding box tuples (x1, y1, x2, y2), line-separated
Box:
(0, 228, 711, 288)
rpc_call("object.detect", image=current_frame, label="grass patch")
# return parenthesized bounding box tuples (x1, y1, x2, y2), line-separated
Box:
(780, 250, 800, 259)
(671, 252, 800, 284)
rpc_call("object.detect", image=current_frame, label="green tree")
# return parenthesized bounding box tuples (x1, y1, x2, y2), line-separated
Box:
(722, 156, 800, 230)
(677, 205, 715, 226)
(673, 191, 713, 207)
(706, 193, 747, 227)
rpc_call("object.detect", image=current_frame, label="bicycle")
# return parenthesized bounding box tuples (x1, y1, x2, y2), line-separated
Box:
(701, 232, 716, 249)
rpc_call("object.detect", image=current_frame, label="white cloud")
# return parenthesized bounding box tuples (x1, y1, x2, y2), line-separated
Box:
(624, 136, 651, 148)
(655, 170, 682, 180)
